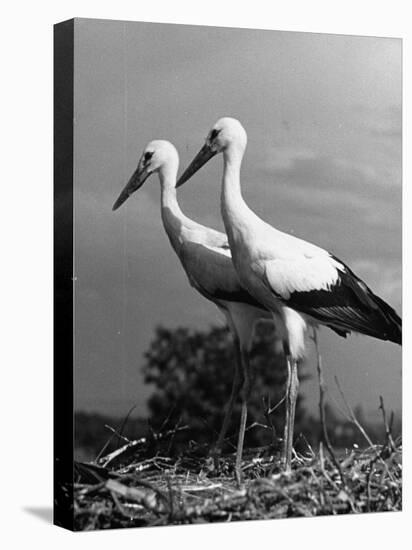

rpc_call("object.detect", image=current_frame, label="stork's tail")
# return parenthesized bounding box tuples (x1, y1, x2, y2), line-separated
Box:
(371, 294, 402, 345)
(333, 257, 402, 345)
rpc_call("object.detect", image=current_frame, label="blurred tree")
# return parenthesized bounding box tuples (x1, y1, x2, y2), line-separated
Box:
(143, 322, 309, 454)
(73, 329, 401, 462)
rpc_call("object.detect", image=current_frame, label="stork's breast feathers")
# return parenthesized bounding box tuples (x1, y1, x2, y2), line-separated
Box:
(180, 240, 263, 308)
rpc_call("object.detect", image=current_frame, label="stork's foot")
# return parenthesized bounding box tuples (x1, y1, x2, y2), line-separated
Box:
(281, 444, 298, 473)
(209, 446, 234, 476)
(210, 446, 223, 473)
(281, 443, 292, 472)
(235, 460, 244, 488)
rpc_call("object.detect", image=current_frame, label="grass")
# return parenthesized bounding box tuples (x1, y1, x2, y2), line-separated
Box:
(73, 431, 402, 530)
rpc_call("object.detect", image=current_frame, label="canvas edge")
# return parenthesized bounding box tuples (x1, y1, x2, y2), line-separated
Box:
(53, 18, 75, 531)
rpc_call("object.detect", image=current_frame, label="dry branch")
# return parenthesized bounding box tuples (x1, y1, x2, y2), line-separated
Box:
(379, 396, 396, 452)
(334, 376, 374, 447)
(98, 425, 189, 467)
(313, 331, 345, 485)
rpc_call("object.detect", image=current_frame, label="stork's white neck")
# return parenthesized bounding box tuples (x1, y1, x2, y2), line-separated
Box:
(159, 169, 190, 253)
(220, 144, 258, 243)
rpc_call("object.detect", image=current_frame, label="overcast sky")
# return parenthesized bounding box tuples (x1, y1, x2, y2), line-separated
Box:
(73, 19, 401, 421)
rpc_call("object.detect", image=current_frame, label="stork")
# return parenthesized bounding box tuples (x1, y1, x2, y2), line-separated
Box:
(176, 117, 402, 472)
(112, 140, 278, 483)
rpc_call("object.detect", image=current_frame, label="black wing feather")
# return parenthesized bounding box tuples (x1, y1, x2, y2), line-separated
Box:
(286, 255, 401, 345)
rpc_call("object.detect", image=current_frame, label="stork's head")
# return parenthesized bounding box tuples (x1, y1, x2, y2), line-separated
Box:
(112, 140, 178, 211)
(176, 117, 247, 187)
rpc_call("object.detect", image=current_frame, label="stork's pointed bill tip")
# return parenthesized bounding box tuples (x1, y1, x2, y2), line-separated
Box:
(112, 194, 127, 211)
(176, 144, 217, 188)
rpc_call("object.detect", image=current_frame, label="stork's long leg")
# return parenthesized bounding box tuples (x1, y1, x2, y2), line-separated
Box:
(212, 335, 244, 465)
(282, 357, 292, 467)
(220, 304, 264, 484)
(235, 347, 252, 486)
(282, 356, 299, 471)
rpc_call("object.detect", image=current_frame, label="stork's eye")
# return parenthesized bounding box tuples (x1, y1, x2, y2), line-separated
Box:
(210, 129, 220, 140)
(144, 151, 154, 163)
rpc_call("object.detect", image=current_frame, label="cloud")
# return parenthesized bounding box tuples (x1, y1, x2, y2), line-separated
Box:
(352, 104, 401, 139)
(259, 146, 401, 224)
(350, 259, 402, 307)
(263, 145, 317, 171)
(331, 158, 378, 183)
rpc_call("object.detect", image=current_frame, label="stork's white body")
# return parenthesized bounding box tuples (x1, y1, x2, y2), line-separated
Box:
(161, 181, 266, 321)
(161, 175, 273, 352)
(220, 174, 348, 358)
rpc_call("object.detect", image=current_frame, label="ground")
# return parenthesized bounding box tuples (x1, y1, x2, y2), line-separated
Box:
(72, 432, 402, 530)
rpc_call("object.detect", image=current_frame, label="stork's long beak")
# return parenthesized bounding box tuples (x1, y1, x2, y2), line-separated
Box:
(176, 143, 217, 188)
(112, 165, 150, 211)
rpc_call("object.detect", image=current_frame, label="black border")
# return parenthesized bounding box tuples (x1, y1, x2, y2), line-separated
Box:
(53, 18, 75, 531)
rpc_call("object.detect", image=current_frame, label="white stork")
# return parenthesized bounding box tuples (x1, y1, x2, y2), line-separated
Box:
(112, 140, 277, 483)
(176, 117, 402, 472)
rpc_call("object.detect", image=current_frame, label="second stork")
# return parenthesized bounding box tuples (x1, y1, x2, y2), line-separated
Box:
(177, 117, 402, 472)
